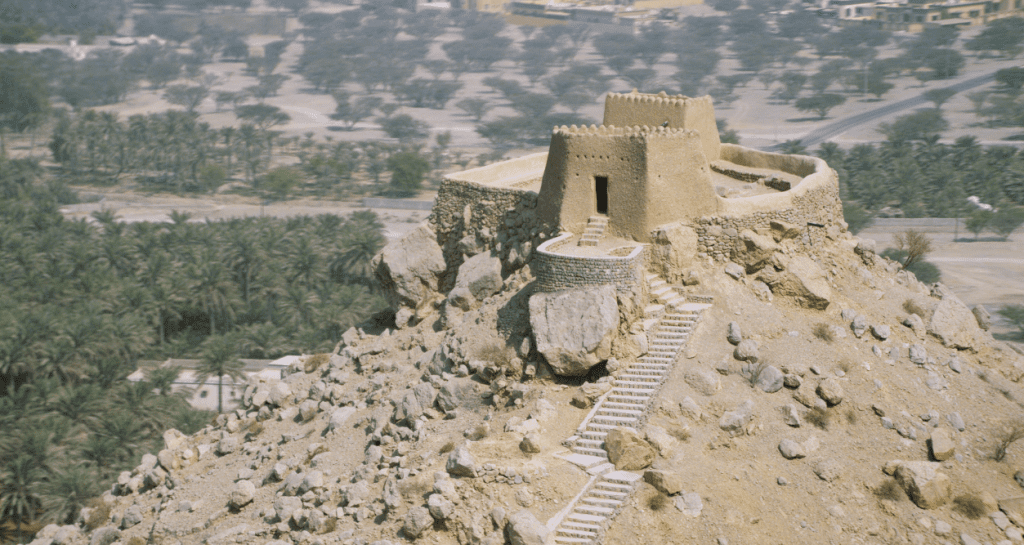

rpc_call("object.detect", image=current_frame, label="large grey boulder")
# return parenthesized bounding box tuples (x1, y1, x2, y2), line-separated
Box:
(605, 427, 655, 471)
(894, 461, 951, 509)
(972, 305, 992, 330)
(507, 509, 550, 545)
(372, 224, 446, 312)
(90, 527, 121, 545)
(529, 286, 618, 376)
(449, 251, 503, 308)
(733, 229, 779, 273)
(229, 480, 256, 509)
(928, 284, 983, 350)
(757, 255, 832, 310)
(404, 506, 433, 539)
(446, 445, 477, 478)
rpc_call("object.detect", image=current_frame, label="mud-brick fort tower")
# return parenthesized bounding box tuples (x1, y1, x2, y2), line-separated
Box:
(375, 90, 843, 329)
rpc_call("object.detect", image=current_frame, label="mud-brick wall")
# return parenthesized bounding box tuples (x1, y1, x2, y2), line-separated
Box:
(694, 180, 842, 261)
(533, 237, 647, 293)
(429, 179, 557, 291)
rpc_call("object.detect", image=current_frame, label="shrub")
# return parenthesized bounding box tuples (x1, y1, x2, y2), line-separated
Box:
(845, 408, 858, 425)
(812, 323, 834, 342)
(439, 441, 455, 454)
(952, 494, 986, 519)
(993, 419, 1024, 462)
(84, 498, 111, 531)
(649, 492, 671, 511)
(838, 360, 854, 374)
(903, 298, 927, 318)
(667, 426, 691, 442)
(806, 407, 831, 430)
(874, 479, 904, 501)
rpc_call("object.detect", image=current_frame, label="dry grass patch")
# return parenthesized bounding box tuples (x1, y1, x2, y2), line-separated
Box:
(812, 323, 834, 342)
(873, 479, 904, 501)
(648, 492, 671, 511)
(952, 494, 987, 520)
(993, 419, 1024, 461)
(439, 441, 456, 455)
(806, 407, 831, 430)
(903, 298, 927, 318)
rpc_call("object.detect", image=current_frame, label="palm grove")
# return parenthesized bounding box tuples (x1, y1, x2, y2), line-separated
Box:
(0, 159, 388, 539)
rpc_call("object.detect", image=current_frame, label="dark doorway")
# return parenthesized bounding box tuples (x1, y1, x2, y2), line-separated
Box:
(595, 176, 608, 215)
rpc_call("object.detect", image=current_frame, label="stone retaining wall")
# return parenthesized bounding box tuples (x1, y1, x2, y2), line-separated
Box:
(533, 234, 647, 292)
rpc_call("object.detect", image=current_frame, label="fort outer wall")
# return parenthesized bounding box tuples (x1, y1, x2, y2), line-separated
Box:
(428, 154, 558, 292)
(693, 145, 844, 261)
(534, 126, 720, 243)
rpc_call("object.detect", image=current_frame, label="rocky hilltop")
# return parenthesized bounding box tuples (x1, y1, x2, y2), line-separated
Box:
(27, 208, 1024, 545)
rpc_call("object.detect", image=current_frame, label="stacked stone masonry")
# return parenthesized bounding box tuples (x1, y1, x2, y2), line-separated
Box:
(695, 182, 842, 261)
(534, 234, 647, 293)
(429, 178, 555, 290)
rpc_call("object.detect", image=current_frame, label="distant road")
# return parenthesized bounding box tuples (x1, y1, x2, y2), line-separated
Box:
(930, 257, 1024, 265)
(775, 72, 999, 149)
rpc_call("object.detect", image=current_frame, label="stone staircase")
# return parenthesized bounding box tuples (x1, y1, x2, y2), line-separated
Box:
(551, 276, 711, 544)
(578, 216, 608, 247)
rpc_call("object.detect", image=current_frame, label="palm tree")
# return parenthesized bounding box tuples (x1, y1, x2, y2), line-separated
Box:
(187, 249, 240, 335)
(148, 366, 182, 396)
(48, 384, 104, 430)
(38, 465, 101, 525)
(78, 434, 120, 481)
(96, 412, 144, 464)
(196, 334, 246, 413)
(0, 455, 43, 542)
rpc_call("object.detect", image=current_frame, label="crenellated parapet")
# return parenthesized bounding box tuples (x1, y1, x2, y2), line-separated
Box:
(602, 91, 720, 160)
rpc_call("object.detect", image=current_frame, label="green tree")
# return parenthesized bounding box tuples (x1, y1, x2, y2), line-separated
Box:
(261, 166, 301, 202)
(0, 54, 51, 156)
(842, 201, 874, 234)
(965, 17, 1024, 57)
(879, 110, 948, 142)
(965, 209, 994, 239)
(378, 114, 428, 143)
(456, 98, 491, 122)
(795, 94, 845, 119)
(995, 67, 1024, 92)
(990, 207, 1024, 240)
(0, 455, 42, 542)
(196, 334, 245, 413)
(386, 150, 430, 196)
(998, 304, 1024, 339)
(924, 88, 957, 110)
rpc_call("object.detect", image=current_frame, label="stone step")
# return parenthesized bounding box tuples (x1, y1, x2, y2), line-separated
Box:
(603, 401, 647, 410)
(586, 423, 632, 431)
(578, 240, 598, 247)
(591, 414, 638, 424)
(616, 374, 660, 381)
(581, 497, 623, 507)
(587, 216, 608, 224)
(644, 273, 659, 281)
(557, 528, 597, 538)
(567, 513, 606, 523)
(573, 447, 608, 458)
(553, 537, 593, 544)
(625, 368, 666, 376)
(612, 380, 659, 388)
(604, 471, 643, 484)
(640, 357, 673, 363)
(580, 430, 608, 439)
(576, 439, 604, 448)
(590, 488, 629, 499)
(563, 521, 602, 531)
(587, 462, 615, 475)
(607, 394, 650, 403)
(594, 482, 633, 492)
(596, 407, 643, 417)
(608, 387, 654, 395)
(643, 304, 665, 316)
(576, 504, 615, 515)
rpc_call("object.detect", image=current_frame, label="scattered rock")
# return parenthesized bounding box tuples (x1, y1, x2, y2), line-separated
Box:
(816, 378, 844, 406)
(871, 324, 890, 341)
(644, 470, 683, 495)
(727, 322, 742, 345)
(446, 445, 477, 478)
(328, 407, 356, 432)
(507, 509, 550, 545)
(781, 404, 801, 427)
(120, 505, 142, 529)
(372, 224, 446, 312)
(427, 493, 454, 521)
(675, 492, 703, 517)
(89, 527, 121, 545)
(684, 368, 721, 396)
(972, 305, 992, 331)
(909, 344, 927, 365)
(947, 412, 966, 432)
(904, 314, 926, 337)
(605, 427, 656, 471)
(733, 340, 759, 363)
(229, 480, 255, 509)
(269, 381, 292, 407)
(851, 315, 868, 338)
(520, 433, 541, 454)
(644, 425, 677, 457)
(451, 251, 503, 306)
(404, 506, 434, 539)
(528, 286, 618, 376)
(755, 365, 785, 393)
(894, 461, 951, 509)
(724, 262, 745, 280)
(999, 497, 1024, 528)
(928, 285, 983, 350)
(679, 397, 703, 420)
(757, 255, 832, 310)
(216, 435, 239, 456)
(719, 400, 755, 432)
(779, 439, 805, 459)
(813, 459, 842, 482)
(929, 428, 955, 461)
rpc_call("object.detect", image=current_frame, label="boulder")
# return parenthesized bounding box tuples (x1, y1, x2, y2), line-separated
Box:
(909, 344, 928, 365)
(719, 400, 754, 432)
(724, 262, 745, 280)
(733, 229, 779, 273)
(644, 470, 683, 495)
(779, 439, 805, 459)
(427, 493, 454, 521)
(816, 378, 844, 406)
(450, 251, 503, 306)
(756, 365, 785, 393)
(507, 509, 550, 545)
(268, 381, 292, 407)
(520, 433, 542, 454)
(644, 425, 678, 457)
(163, 429, 187, 451)
(395, 391, 423, 425)
(372, 224, 446, 312)
(529, 286, 618, 376)
(605, 427, 655, 471)
(89, 527, 121, 545)
(404, 506, 434, 539)
(328, 407, 356, 432)
(770, 220, 802, 242)
(446, 445, 477, 478)
(972, 305, 992, 331)
(733, 340, 759, 363)
(684, 368, 720, 396)
(727, 322, 742, 345)
(929, 286, 984, 350)
(120, 505, 143, 529)
(757, 255, 832, 310)
(437, 379, 471, 413)
(929, 428, 955, 461)
(903, 314, 926, 337)
(649, 224, 699, 282)
(851, 315, 868, 338)
(999, 497, 1024, 528)
(894, 461, 951, 509)
(229, 480, 256, 509)
(870, 324, 890, 340)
